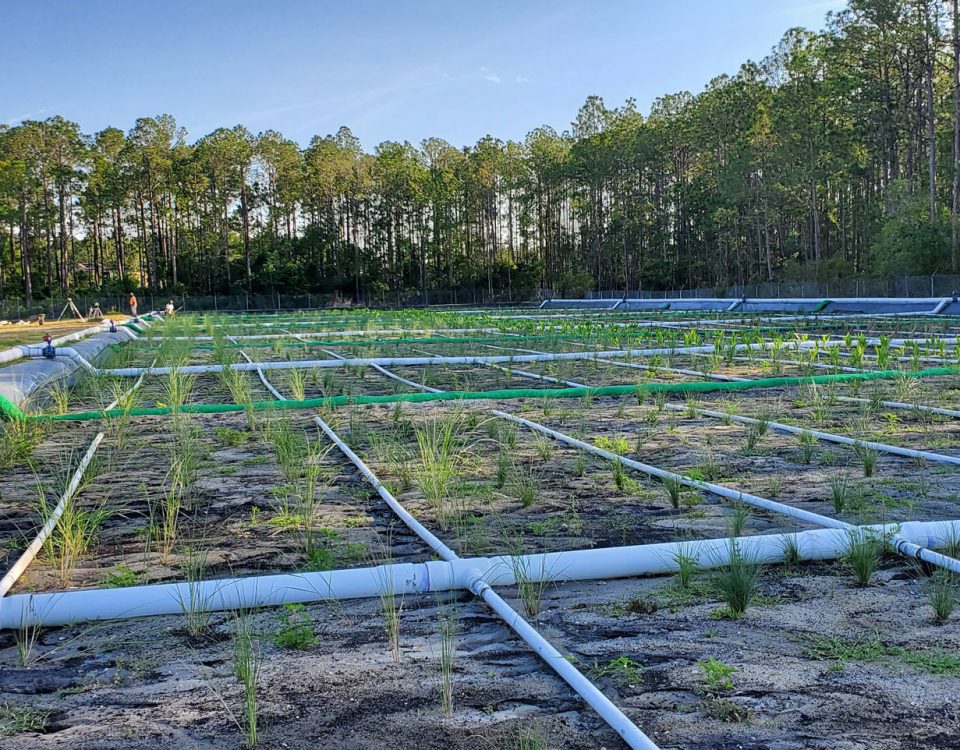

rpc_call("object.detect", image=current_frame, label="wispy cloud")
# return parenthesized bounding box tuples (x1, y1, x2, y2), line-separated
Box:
(480, 67, 502, 85)
(3, 107, 53, 125)
(515, 75, 530, 84)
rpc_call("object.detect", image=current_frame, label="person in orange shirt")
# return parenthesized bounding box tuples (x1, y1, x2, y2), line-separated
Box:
(128, 292, 138, 318)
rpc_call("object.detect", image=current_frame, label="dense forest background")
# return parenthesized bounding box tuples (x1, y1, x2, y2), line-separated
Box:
(3, 0, 960, 305)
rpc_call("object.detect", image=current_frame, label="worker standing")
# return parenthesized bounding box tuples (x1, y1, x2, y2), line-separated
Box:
(129, 292, 138, 318)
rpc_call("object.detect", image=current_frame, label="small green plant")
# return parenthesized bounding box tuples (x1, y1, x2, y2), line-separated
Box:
(286, 367, 307, 401)
(590, 655, 643, 686)
(178, 545, 213, 637)
(727, 502, 751, 537)
(853, 441, 878, 477)
(101, 565, 140, 588)
(706, 695, 752, 723)
(0, 420, 45, 469)
(438, 609, 457, 718)
(513, 467, 538, 508)
(533, 433, 554, 460)
(573, 452, 587, 477)
(233, 614, 262, 748)
(712, 541, 761, 618)
(213, 427, 249, 447)
(13, 598, 44, 667)
(273, 603, 317, 650)
(516, 719, 551, 750)
(36, 473, 110, 585)
(780, 533, 801, 567)
(797, 431, 817, 464)
(663, 474, 685, 510)
(744, 421, 767, 452)
(594, 435, 629, 454)
(699, 657, 736, 691)
(47, 380, 71, 415)
(164, 366, 197, 412)
(509, 551, 554, 619)
(612, 459, 639, 494)
(843, 531, 883, 587)
(828, 473, 850, 513)
(495, 449, 514, 488)
(927, 570, 957, 624)
(415, 413, 464, 530)
(0, 704, 51, 737)
(672, 548, 698, 589)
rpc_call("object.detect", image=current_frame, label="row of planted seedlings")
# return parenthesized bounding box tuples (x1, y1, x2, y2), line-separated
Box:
(343, 392, 960, 745)
(510, 389, 960, 742)
(493, 331, 960, 472)
(210, 335, 636, 745)
(6, 317, 960, 746)
(1, 338, 592, 746)
(1, 386, 469, 747)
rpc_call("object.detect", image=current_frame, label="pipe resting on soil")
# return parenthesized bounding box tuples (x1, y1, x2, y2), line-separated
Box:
(0, 432, 105, 597)
(238, 338, 658, 748)
(2, 520, 956, 630)
(13, 364, 960, 423)
(495, 411, 960, 576)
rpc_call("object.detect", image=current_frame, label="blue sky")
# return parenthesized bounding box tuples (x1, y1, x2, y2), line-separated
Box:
(1, 0, 845, 149)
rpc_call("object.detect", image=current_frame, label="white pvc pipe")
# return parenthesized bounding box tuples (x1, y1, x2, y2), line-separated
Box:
(154, 327, 505, 339)
(0, 432, 105, 597)
(102, 341, 827, 377)
(310, 404, 656, 747)
(467, 578, 657, 750)
(495, 411, 960, 575)
(21, 346, 98, 373)
(319, 347, 443, 394)
(0, 320, 137, 366)
(667, 402, 960, 466)
(478, 343, 960, 467)
(313, 415, 459, 562)
(4, 519, 956, 629)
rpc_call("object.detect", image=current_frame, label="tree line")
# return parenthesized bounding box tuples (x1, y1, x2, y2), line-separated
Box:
(2, 0, 960, 306)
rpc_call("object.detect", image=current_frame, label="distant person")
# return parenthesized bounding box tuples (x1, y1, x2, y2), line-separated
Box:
(128, 292, 138, 318)
(165, 300, 175, 316)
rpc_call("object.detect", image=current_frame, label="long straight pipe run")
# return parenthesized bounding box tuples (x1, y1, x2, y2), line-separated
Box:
(6, 520, 953, 631)
(100, 341, 829, 377)
(495, 411, 960, 576)
(488, 340, 960, 422)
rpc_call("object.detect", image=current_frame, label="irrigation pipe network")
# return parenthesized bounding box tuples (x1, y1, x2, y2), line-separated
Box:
(236, 335, 659, 749)
(391, 341, 960, 576)
(481, 342, 960, 448)
(2, 320, 958, 744)
(0, 322, 154, 598)
(480, 336, 960, 420)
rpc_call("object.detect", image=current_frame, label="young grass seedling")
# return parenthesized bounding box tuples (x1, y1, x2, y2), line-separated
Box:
(843, 531, 883, 587)
(828, 473, 850, 514)
(438, 608, 458, 719)
(712, 540, 761, 618)
(233, 614, 263, 748)
(853, 441, 878, 477)
(926, 569, 957, 624)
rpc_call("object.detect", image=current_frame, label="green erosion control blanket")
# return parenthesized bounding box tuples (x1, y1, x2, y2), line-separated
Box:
(9, 365, 957, 423)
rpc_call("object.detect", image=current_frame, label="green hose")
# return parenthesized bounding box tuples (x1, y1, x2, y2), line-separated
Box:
(26, 365, 960, 423)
